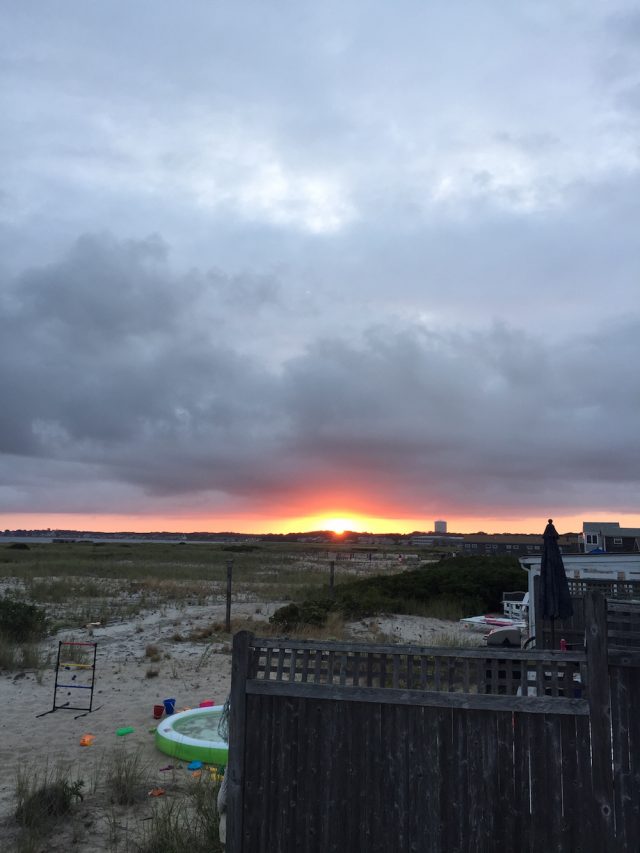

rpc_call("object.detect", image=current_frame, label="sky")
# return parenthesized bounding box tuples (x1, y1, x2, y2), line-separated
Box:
(2, 1, 640, 535)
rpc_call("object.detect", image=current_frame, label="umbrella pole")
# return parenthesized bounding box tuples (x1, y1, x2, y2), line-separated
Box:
(550, 617, 556, 650)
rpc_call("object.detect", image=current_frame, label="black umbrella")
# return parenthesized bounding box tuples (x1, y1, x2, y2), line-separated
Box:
(540, 518, 573, 648)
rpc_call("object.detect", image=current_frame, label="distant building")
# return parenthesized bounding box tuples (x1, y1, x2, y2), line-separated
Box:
(434, 520, 447, 534)
(410, 534, 463, 547)
(582, 521, 640, 553)
(357, 535, 398, 546)
(461, 532, 580, 556)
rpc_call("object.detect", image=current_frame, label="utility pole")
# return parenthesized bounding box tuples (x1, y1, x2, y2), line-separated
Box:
(225, 559, 233, 633)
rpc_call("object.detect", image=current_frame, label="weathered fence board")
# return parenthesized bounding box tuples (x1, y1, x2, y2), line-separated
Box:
(535, 576, 640, 649)
(227, 591, 638, 852)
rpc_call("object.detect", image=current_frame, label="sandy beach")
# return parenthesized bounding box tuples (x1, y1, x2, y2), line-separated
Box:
(1, 595, 481, 851)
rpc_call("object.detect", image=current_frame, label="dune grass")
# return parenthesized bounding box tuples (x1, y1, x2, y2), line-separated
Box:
(136, 776, 223, 853)
(11, 748, 222, 852)
(0, 541, 407, 636)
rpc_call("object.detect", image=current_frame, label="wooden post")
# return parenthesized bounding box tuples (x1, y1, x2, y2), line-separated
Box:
(225, 559, 233, 633)
(329, 560, 335, 598)
(227, 630, 253, 853)
(584, 591, 615, 851)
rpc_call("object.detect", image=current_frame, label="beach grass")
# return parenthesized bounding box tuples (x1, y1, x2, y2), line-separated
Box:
(137, 775, 223, 853)
(0, 541, 408, 635)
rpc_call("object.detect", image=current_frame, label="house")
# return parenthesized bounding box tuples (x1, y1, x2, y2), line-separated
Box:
(519, 552, 640, 638)
(582, 521, 640, 553)
(460, 532, 579, 556)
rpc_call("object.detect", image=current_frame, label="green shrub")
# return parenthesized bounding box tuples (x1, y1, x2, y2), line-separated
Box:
(272, 556, 525, 627)
(0, 598, 48, 642)
(270, 596, 332, 630)
(270, 603, 301, 630)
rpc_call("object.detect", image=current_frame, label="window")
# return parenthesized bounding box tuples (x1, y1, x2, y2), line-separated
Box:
(586, 534, 598, 545)
(613, 537, 623, 545)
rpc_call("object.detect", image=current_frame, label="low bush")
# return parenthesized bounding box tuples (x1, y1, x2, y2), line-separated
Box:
(270, 597, 332, 630)
(271, 556, 525, 628)
(0, 597, 48, 642)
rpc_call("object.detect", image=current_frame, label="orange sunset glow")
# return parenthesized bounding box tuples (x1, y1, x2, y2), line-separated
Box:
(4, 510, 640, 536)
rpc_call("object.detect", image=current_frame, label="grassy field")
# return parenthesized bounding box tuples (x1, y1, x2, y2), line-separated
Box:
(0, 540, 410, 582)
(1, 542, 483, 851)
(0, 540, 414, 633)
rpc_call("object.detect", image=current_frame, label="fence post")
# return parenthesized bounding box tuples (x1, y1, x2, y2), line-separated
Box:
(585, 591, 615, 850)
(227, 630, 253, 853)
(225, 559, 234, 633)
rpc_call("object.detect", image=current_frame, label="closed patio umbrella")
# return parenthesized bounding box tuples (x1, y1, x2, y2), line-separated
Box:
(540, 518, 573, 648)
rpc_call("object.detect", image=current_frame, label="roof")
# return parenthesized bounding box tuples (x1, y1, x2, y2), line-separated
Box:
(583, 521, 640, 537)
(462, 533, 578, 545)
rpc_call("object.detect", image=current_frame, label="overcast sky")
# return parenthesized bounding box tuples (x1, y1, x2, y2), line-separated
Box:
(2, 1, 640, 533)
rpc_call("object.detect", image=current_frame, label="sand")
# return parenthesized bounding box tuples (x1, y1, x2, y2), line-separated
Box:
(0, 600, 482, 851)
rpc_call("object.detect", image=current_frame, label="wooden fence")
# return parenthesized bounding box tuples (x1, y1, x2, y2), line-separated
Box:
(226, 592, 640, 852)
(534, 576, 640, 649)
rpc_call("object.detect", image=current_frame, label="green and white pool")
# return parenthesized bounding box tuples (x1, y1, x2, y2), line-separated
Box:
(155, 705, 228, 766)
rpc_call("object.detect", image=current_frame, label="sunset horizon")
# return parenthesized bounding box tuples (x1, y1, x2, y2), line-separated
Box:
(4, 509, 640, 537)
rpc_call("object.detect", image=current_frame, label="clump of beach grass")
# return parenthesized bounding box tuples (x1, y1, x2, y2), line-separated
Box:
(430, 631, 484, 648)
(187, 611, 348, 644)
(144, 643, 162, 662)
(0, 637, 44, 672)
(14, 761, 85, 853)
(136, 776, 223, 853)
(106, 746, 148, 806)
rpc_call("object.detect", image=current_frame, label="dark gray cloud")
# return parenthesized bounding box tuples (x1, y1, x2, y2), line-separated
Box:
(1, 2, 640, 526)
(1, 233, 640, 522)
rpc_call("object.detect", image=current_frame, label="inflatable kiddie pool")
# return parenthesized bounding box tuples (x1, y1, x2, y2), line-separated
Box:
(155, 705, 228, 765)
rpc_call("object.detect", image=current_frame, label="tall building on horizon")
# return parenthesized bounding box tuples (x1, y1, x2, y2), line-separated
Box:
(434, 520, 447, 534)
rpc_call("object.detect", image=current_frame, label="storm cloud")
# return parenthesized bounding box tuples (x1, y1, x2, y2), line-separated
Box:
(2, 2, 640, 528)
(1, 232, 640, 522)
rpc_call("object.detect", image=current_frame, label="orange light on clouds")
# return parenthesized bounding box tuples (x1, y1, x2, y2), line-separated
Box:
(282, 513, 395, 534)
(311, 516, 364, 534)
